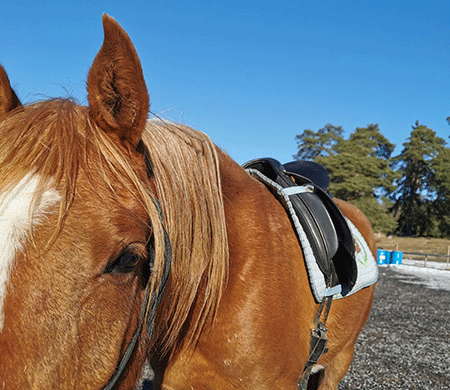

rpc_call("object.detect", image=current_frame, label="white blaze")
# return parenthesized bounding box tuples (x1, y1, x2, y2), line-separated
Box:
(0, 174, 60, 331)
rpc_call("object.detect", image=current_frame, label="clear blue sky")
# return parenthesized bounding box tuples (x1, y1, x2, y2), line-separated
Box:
(1, 1, 449, 164)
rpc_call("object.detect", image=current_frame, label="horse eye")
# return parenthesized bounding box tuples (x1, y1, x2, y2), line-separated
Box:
(104, 251, 140, 274)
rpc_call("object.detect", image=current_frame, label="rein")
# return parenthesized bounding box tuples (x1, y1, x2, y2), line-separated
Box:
(102, 200, 172, 390)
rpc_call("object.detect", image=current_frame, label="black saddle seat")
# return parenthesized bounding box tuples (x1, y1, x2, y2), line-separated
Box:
(283, 160, 330, 192)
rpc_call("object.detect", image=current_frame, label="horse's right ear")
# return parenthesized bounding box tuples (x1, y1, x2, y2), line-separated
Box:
(0, 66, 21, 119)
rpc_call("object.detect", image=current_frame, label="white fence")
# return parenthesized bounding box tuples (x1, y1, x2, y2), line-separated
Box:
(401, 251, 450, 270)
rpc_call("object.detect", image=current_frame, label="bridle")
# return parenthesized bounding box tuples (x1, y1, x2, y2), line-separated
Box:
(102, 200, 172, 390)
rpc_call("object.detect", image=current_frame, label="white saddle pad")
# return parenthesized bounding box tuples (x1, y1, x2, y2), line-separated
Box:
(303, 217, 378, 302)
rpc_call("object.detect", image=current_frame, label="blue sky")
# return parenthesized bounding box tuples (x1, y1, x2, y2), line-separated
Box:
(1, 1, 449, 164)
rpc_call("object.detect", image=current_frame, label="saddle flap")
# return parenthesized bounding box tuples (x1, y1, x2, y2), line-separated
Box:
(285, 169, 358, 291)
(243, 158, 357, 292)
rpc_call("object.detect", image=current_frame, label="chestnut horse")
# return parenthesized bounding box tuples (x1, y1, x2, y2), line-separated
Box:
(0, 15, 375, 390)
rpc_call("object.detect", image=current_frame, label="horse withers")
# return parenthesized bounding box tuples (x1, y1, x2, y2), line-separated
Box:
(0, 15, 376, 390)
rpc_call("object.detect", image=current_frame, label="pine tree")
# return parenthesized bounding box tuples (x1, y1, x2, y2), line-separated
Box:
(294, 124, 397, 233)
(317, 124, 398, 200)
(293, 124, 343, 160)
(429, 146, 450, 237)
(390, 122, 447, 236)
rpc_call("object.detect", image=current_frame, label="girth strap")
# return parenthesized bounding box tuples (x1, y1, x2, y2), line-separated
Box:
(297, 296, 333, 390)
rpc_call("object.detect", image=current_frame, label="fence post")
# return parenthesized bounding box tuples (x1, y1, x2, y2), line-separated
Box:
(446, 246, 450, 270)
(424, 254, 428, 268)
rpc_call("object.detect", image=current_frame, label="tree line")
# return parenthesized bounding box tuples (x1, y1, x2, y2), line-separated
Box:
(293, 122, 450, 238)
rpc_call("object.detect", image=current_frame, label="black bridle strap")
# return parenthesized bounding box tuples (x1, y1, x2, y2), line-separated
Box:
(102, 289, 150, 390)
(102, 212, 172, 390)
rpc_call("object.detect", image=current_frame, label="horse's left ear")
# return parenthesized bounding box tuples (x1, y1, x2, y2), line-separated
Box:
(0, 65, 21, 119)
(87, 14, 149, 148)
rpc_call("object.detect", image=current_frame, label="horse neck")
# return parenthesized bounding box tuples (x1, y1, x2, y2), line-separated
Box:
(217, 149, 312, 297)
(164, 149, 315, 348)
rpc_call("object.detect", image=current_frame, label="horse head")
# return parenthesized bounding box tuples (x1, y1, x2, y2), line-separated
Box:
(0, 15, 169, 389)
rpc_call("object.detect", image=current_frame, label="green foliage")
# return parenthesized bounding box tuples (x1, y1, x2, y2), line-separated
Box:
(294, 123, 398, 234)
(293, 124, 343, 160)
(427, 215, 450, 238)
(349, 196, 397, 234)
(429, 146, 450, 237)
(293, 121, 450, 238)
(390, 122, 447, 237)
(317, 124, 399, 201)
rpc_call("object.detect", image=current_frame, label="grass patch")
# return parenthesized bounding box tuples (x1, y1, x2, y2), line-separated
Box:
(376, 234, 450, 256)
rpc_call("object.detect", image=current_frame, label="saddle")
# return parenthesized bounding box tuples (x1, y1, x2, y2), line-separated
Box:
(242, 158, 357, 295)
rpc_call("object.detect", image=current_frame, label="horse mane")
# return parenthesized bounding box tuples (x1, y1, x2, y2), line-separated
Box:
(0, 99, 229, 351)
(143, 120, 229, 351)
(0, 99, 168, 294)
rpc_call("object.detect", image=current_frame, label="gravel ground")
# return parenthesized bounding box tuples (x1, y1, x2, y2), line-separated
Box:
(339, 266, 450, 390)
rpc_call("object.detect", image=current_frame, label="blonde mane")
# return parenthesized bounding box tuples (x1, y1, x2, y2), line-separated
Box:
(143, 120, 229, 350)
(0, 99, 229, 352)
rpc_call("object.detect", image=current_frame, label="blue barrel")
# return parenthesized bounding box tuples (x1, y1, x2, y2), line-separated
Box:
(377, 249, 389, 265)
(391, 251, 403, 265)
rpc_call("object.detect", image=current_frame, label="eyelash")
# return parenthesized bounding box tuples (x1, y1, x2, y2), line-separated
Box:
(103, 250, 141, 274)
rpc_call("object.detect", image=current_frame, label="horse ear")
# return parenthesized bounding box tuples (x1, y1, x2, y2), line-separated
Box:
(0, 65, 21, 119)
(87, 14, 149, 148)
